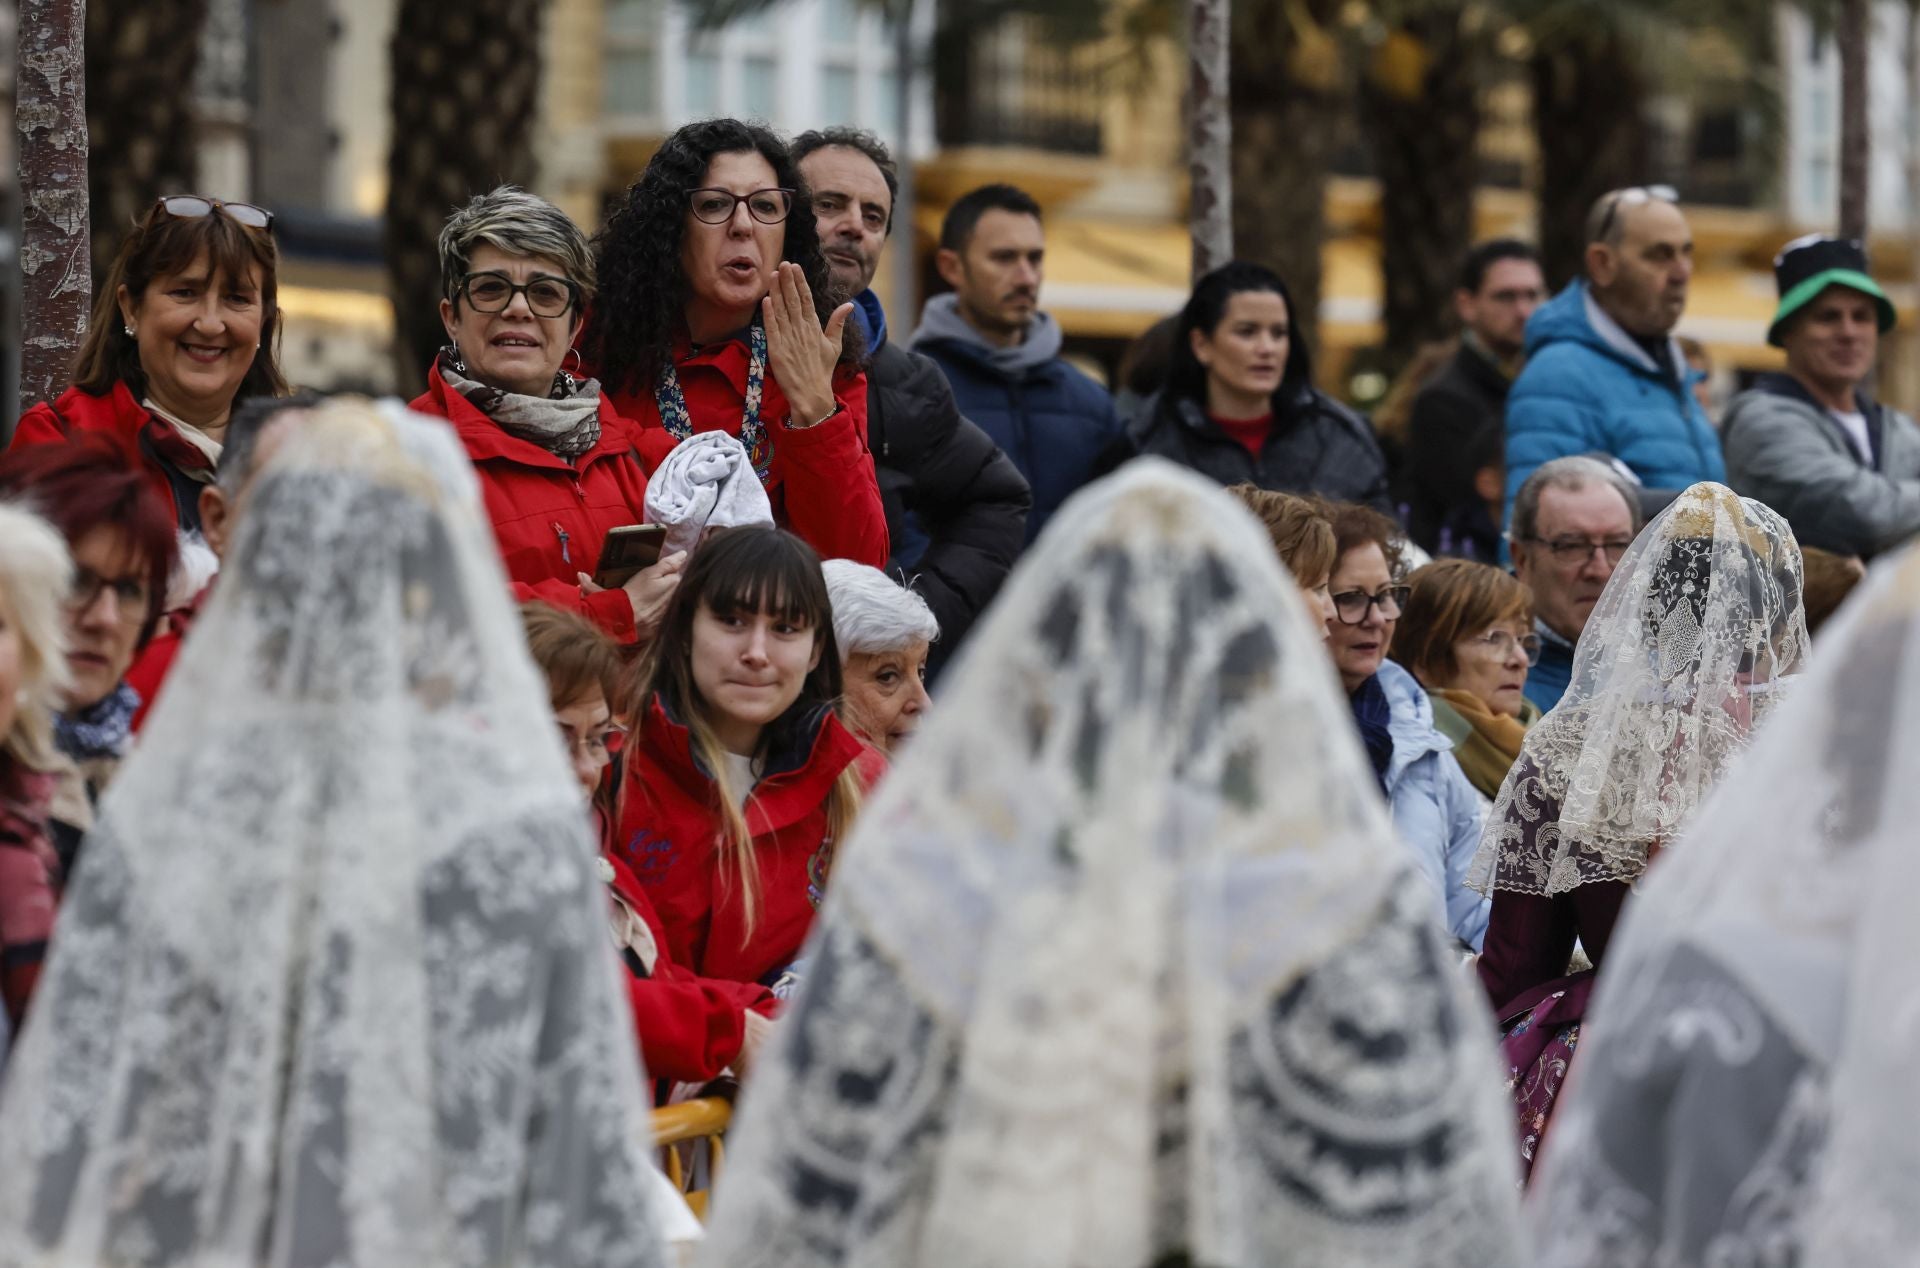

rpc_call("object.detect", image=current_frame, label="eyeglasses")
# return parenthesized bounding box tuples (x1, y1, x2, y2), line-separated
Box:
(1519, 536, 1635, 567)
(688, 187, 795, 225)
(457, 271, 580, 318)
(560, 723, 627, 764)
(67, 568, 152, 627)
(1466, 628, 1543, 667)
(1593, 185, 1678, 243)
(155, 194, 275, 230)
(1331, 585, 1410, 625)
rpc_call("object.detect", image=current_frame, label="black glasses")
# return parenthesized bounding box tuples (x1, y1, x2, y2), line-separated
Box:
(1331, 585, 1410, 625)
(1594, 185, 1678, 243)
(67, 567, 152, 628)
(456, 271, 580, 318)
(1520, 536, 1635, 567)
(1467, 628, 1543, 667)
(155, 194, 274, 230)
(688, 187, 794, 225)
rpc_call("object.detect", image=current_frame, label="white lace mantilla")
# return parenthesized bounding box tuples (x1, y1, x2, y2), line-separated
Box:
(0, 405, 668, 1267)
(1469, 483, 1806, 897)
(700, 460, 1524, 1267)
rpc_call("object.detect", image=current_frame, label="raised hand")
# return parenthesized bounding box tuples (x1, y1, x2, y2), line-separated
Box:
(762, 261, 851, 428)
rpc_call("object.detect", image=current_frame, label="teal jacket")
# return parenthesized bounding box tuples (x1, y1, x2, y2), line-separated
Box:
(1503, 283, 1723, 533)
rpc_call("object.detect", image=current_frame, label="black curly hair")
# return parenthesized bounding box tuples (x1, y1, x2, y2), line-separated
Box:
(584, 118, 858, 397)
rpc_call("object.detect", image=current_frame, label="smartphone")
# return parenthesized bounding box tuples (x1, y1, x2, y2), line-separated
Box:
(592, 524, 668, 589)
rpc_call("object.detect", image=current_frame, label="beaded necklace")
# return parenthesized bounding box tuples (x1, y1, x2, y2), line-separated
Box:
(654, 322, 773, 480)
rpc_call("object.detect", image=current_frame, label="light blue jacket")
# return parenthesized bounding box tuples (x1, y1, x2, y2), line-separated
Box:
(1378, 660, 1492, 951)
(1503, 283, 1724, 534)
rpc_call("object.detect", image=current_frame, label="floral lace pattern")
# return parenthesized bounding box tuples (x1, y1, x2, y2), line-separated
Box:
(1469, 484, 1806, 898)
(701, 461, 1522, 1267)
(1528, 540, 1920, 1263)
(0, 409, 667, 1268)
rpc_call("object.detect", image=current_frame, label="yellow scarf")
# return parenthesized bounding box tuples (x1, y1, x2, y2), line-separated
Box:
(1431, 688, 1538, 800)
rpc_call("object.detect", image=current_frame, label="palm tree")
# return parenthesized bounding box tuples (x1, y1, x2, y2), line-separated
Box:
(17, 0, 91, 411)
(384, 0, 544, 394)
(1837, 0, 1869, 237)
(1186, 0, 1234, 277)
(85, 0, 209, 284)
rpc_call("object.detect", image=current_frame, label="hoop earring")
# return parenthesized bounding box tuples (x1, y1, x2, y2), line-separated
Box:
(563, 348, 584, 377)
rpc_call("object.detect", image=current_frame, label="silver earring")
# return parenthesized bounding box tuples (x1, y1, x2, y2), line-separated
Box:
(123, 324, 134, 337)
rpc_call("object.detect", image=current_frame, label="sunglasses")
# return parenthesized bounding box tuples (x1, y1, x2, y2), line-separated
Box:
(154, 195, 275, 231)
(1594, 185, 1678, 243)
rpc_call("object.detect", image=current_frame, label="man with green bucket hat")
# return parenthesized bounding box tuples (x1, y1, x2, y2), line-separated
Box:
(1723, 235, 1920, 558)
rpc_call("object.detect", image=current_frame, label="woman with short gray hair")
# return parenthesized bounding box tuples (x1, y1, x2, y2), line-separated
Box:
(822, 559, 938, 754)
(410, 185, 685, 647)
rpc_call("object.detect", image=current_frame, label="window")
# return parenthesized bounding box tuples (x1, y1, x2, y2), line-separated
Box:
(822, 64, 857, 124)
(686, 49, 722, 115)
(743, 54, 778, 122)
(605, 48, 659, 117)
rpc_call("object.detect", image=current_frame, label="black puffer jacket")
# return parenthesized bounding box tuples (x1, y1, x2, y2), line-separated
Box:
(1123, 386, 1394, 513)
(867, 338, 1032, 674)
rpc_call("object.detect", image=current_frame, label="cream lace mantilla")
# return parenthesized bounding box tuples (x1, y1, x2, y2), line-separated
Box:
(1468, 483, 1806, 898)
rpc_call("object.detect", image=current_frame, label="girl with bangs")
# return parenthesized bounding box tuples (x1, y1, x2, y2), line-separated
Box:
(617, 526, 883, 990)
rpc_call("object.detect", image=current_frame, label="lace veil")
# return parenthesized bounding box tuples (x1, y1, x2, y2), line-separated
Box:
(1527, 539, 1920, 1264)
(700, 460, 1523, 1268)
(0, 403, 667, 1268)
(1468, 483, 1806, 896)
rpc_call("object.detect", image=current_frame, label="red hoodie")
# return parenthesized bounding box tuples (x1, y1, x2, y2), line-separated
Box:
(410, 363, 676, 642)
(616, 695, 884, 987)
(599, 332, 889, 568)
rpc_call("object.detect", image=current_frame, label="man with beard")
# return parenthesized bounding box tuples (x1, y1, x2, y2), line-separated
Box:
(792, 130, 1030, 674)
(1503, 187, 1723, 536)
(912, 184, 1122, 544)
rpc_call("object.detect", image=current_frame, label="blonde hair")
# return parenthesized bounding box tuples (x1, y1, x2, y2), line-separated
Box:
(0, 502, 75, 773)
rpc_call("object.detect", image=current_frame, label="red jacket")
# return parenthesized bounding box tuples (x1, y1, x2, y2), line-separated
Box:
(616, 695, 884, 986)
(13, 382, 213, 535)
(126, 583, 212, 733)
(411, 364, 676, 643)
(600, 333, 889, 568)
(601, 848, 775, 1088)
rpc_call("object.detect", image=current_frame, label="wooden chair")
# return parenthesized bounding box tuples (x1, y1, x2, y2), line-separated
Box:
(650, 1097, 733, 1220)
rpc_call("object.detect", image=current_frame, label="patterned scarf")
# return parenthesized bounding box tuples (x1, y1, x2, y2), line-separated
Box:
(54, 683, 139, 764)
(1349, 673, 1396, 796)
(439, 348, 603, 461)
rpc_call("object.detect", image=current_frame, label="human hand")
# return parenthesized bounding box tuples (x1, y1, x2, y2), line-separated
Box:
(762, 261, 851, 427)
(734, 1009, 776, 1077)
(578, 549, 687, 641)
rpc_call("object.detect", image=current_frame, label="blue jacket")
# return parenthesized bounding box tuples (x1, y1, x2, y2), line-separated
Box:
(1522, 620, 1576, 714)
(912, 295, 1123, 544)
(1503, 283, 1723, 532)
(1378, 660, 1492, 951)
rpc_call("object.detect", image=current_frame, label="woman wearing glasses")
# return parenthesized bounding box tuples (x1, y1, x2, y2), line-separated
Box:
(411, 186, 687, 646)
(12, 195, 287, 537)
(0, 443, 177, 873)
(582, 119, 889, 569)
(1388, 560, 1543, 803)
(1466, 483, 1806, 1181)
(1323, 501, 1491, 953)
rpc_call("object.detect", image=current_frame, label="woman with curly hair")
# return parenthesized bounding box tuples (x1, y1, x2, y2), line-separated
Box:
(583, 118, 889, 569)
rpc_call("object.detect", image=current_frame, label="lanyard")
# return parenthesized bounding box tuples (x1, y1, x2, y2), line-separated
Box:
(654, 323, 773, 480)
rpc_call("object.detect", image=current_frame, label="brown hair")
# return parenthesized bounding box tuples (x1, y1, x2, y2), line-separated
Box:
(1388, 558, 1534, 684)
(1799, 546, 1866, 635)
(72, 202, 289, 400)
(520, 601, 623, 712)
(1322, 499, 1407, 579)
(1226, 484, 1336, 587)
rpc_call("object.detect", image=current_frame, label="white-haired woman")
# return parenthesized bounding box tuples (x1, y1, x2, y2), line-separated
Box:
(823, 559, 938, 754)
(411, 185, 684, 646)
(0, 502, 73, 1037)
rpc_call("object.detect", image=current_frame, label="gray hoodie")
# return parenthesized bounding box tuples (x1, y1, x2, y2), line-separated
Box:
(910, 294, 1065, 380)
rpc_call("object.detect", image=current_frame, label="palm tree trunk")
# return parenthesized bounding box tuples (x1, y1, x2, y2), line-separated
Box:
(1838, 0, 1870, 239)
(1358, 6, 1478, 375)
(16, 0, 91, 412)
(1530, 24, 1649, 290)
(385, 0, 545, 395)
(1186, 0, 1233, 279)
(1230, 0, 1342, 361)
(85, 0, 210, 285)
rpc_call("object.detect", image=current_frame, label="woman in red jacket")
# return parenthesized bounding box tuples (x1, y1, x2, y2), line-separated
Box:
(520, 601, 774, 1086)
(581, 119, 889, 569)
(617, 526, 882, 989)
(412, 186, 684, 644)
(12, 196, 289, 537)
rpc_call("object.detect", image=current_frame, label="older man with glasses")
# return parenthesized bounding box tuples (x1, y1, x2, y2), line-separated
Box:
(1508, 456, 1645, 711)
(1503, 186, 1723, 539)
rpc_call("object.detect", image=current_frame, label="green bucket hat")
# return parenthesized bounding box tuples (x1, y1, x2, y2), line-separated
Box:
(1767, 234, 1897, 347)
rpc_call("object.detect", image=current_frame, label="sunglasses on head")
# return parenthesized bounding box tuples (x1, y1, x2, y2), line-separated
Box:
(153, 195, 275, 231)
(1594, 185, 1678, 244)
